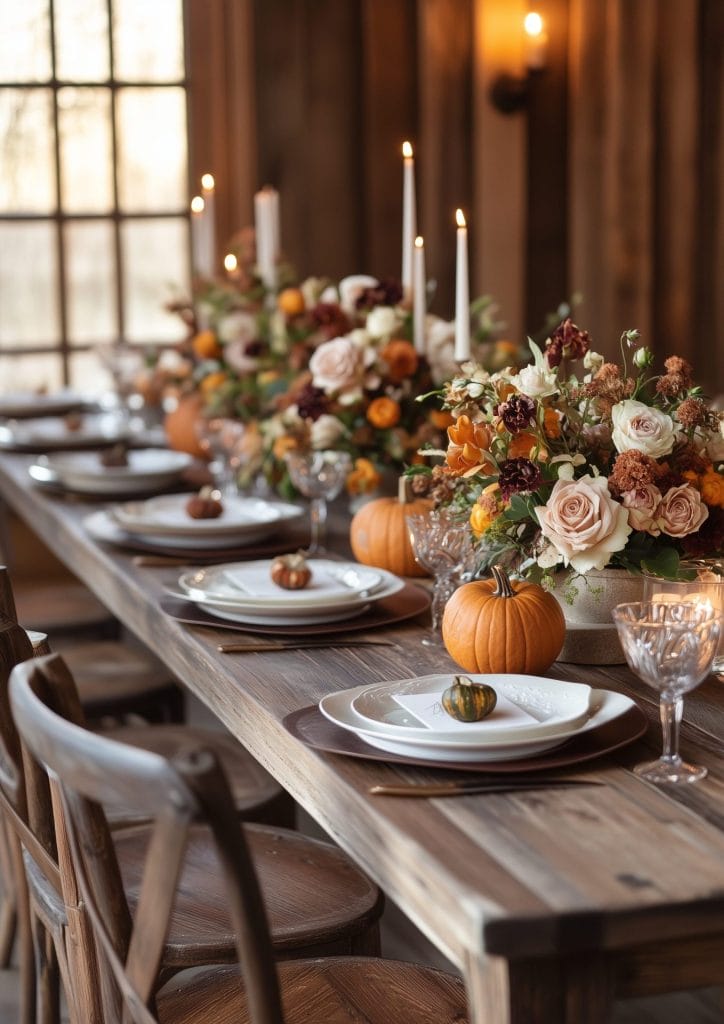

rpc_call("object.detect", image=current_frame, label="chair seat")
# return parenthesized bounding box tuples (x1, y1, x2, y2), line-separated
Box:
(157, 956, 468, 1023)
(115, 824, 383, 968)
(111, 725, 289, 825)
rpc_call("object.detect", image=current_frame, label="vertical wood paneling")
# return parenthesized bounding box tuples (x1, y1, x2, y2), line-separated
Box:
(417, 0, 474, 314)
(472, 0, 526, 343)
(360, 0, 418, 279)
(603, 0, 657, 347)
(223, 0, 258, 234)
(653, 2, 699, 370)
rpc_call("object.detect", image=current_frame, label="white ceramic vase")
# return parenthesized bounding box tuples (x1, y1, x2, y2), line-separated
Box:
(549, 567, 644, 664)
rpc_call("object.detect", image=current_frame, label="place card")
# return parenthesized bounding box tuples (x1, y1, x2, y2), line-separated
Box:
(393, 688, 539, 733)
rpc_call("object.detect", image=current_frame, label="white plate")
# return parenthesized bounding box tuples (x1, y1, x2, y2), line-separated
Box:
(350, 674, 594, 743)
(179, 560, 387, 609)
(83, 510, 283, 551)
(0, 413, 129, 450)
(36, 449, 193, 494)
(197, 602, 372, 627)
(319, 686, 635, 762)
(0, 390, 88, 419)
(111, 493, 302, 539)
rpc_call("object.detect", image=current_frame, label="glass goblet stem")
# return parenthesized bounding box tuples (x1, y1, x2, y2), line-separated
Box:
(308, 497, 327, 555)
(422, 572, 458, 648)
(659, 694, 684, 770)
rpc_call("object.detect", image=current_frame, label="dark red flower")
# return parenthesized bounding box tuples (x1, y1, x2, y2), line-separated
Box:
(545, 318, 591, 368)
(295, 384, 329, 422)
(355, 279, 404, 310)
(310, 303, 352, 340)
(498, 458, 543, 500)
(497, 393, 537, 433)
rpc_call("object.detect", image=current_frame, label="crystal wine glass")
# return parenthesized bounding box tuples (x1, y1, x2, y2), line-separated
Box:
(284, 450, 352, 555)
(195, 417, 247, 496)
(406, 508, 477, 647)
(613, 601, 722, 784)
(96, 342, 145, 429)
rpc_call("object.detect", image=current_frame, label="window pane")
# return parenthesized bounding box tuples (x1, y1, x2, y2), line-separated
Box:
(0, 1, 51, 82)
(0, 223, 60, 346)
(0, 353, 62, 394)
(54, 0, 109, 81)
(121, 218, 190, 343)
(58, 87, 114, 212)
(113, 0, 184, 81)
(65, 221, 117, 345)
(0, 89, 56, 213)
(69, 349, 114, 393)
(116, 87, 187, 212)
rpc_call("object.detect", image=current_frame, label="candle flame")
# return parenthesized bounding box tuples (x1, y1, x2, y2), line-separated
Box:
(402, 140, 413, 159)
(201, 173, 215, 191)
(414, 235, 424, 248)
(524, 12, 544, 37)
(190, 195, 204, 214)
(455, 208, 466, 228)
(224, 253, 238, 272)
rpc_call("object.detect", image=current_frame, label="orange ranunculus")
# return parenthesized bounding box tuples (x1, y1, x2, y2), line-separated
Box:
(446, 415, 494, 475)
(429, 409, 454, 430)
(192, 330, 222, 360)
(507, 431, 548, 461)
(469, 486, 502, 537)
(273, 435, 299, 460)
(346, 457, 382, 496)
(495, 339, 519, 358)
(367, 396, 401, 429)
(543, 407, 562, 439)
(199, 371, 228, 394)
(277, 287, 306, 317)
(380, 339, 419, 383)
(700, 469, 724, 508)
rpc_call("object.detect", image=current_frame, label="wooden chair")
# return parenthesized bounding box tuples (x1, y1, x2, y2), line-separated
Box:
(9, 653, 468, 1024)
(0, 642, 382, 1022)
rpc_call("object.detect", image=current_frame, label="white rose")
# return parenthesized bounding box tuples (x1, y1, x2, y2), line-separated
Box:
(535, 474, 632, 573)
(310, 414, 346, 450)
(425, 317, 457, 385)
(309, 336, 364, 394)
(366, 305, 402, 339)
(516, 363, 559, 399)
(217, 311, 257, 346)
(611, 400, 675, 458)
(338, 274, 377, 314)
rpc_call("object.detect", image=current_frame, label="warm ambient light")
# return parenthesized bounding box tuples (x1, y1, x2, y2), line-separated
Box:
(223, 253, 238, 272)
(524, 11, 544, 37)
(200, 173, 215, 191)
(190, 195, 204, 214)
(414, 235, 423, 248)
(402, 140, 413, 159)
(455, 208, 466, 228)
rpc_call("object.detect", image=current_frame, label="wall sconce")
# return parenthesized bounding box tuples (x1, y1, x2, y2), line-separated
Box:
(489, 11, 548, 115)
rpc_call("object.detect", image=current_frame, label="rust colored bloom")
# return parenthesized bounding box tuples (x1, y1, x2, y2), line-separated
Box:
(700, 470, 724, 509)
(367, 396, 401, 429)
(582, 363, 635, 412)
(544, 318, 591, 368)
(676, 397, 707, 429)
(497, 393, 537, 433)
(446, 415, 495, 475)
(656, 374, 688, 399)
(543, 407, 562, 439)
(664, 356, 694, 386)
(310, 302, 351, 340)
(608, 450, 662, 496)
(346, 458, 382, 496)
(497, 458, 543, 501)
(507, 432, 546, 460)
(380, 339, 419, 383)
(470, 484, 503, 537)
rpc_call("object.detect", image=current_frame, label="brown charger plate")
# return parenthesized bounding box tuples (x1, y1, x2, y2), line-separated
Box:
(160, 581, 431, 636)
(282, 701, 648, 773)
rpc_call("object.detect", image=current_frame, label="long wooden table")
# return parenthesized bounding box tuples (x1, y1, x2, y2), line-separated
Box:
(2, 450, 724, 1022)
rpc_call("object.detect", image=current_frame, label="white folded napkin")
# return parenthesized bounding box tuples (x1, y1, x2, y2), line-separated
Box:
(393, 688, 538, 733)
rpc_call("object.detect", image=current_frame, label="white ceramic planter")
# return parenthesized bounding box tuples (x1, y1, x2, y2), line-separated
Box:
(549, 568, 644, 664)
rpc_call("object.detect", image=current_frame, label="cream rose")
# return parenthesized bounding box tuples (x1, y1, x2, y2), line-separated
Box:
(611, 400, 675, 458)
(309, 336, 364, 394)
(338, 274, 377, 314)
(621, 484, 662, 536)
(656, 484, 709, 538)
(310, 414, 346, 450)
(223, 338, 259, 374)
(535, 474, 632, 572)
(366, 305, 402, 339)
(217, 310, 257, 346)
(516, 363, 559, 399)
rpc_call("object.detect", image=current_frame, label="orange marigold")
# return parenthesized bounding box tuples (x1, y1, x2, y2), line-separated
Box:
(273, 435, 299, 460)
(380, 339, 419, 383)
(700, 470, 724, 509)
(199, 370, 228, 394)
(277, 287, 306, 317)
(507, 432, 547, 461)
(367, 396, 401, 429)
(346, 457, 381, 496)
(470, 486, 502, 537)
(192, 330, 222, 360)
(543, 407, 562, 439)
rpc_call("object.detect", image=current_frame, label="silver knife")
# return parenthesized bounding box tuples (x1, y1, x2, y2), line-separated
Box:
(369, 778, 604, 797)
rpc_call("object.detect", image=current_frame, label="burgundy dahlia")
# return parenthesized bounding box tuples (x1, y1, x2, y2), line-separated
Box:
(355, 278, 404, 310)
(497, 393, 536, 433)
(310, 303, 351, 340)
(498, 458, 543, 501)
(545, 318, 591, 368)
(295, 384, 328, 422)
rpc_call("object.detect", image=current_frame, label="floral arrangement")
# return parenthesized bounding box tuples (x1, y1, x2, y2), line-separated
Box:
(426, 320, 724, 584)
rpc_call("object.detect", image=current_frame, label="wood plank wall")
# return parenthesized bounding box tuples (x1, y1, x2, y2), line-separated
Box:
(187, 0, 724, 390)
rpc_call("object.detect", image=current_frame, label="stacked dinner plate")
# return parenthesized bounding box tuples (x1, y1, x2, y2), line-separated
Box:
(319, 673, 637, 763)
(174, 559, 405, 626)
(0, 412, 129, 450)
(30, 449, 193, 495)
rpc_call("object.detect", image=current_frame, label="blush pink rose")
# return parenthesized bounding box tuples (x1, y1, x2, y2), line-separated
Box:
(656, 484, 709, 538)
(621, 484, 662, 536)
(309, 336, 364, 394)
(535, 473, 631, 573)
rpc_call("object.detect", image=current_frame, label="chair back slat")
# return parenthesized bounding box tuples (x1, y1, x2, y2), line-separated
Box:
(10, 653, 286, 1024)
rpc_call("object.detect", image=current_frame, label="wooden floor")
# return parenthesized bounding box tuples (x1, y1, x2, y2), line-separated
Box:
(0, 690, 721, 1023)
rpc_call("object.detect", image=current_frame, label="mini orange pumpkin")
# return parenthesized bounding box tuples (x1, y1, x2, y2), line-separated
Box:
(350, 477, 431, 577)
(442, 565, 565, 674)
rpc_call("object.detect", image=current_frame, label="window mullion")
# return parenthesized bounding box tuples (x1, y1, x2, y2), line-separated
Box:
(107, 0, 124, 347)
(48, 0, 70, 385)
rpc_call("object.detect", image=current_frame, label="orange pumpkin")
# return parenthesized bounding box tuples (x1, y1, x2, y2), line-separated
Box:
(163, 393, 207, 459)
(350, 477, 432, 577)
(442, 565, 565, 674)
